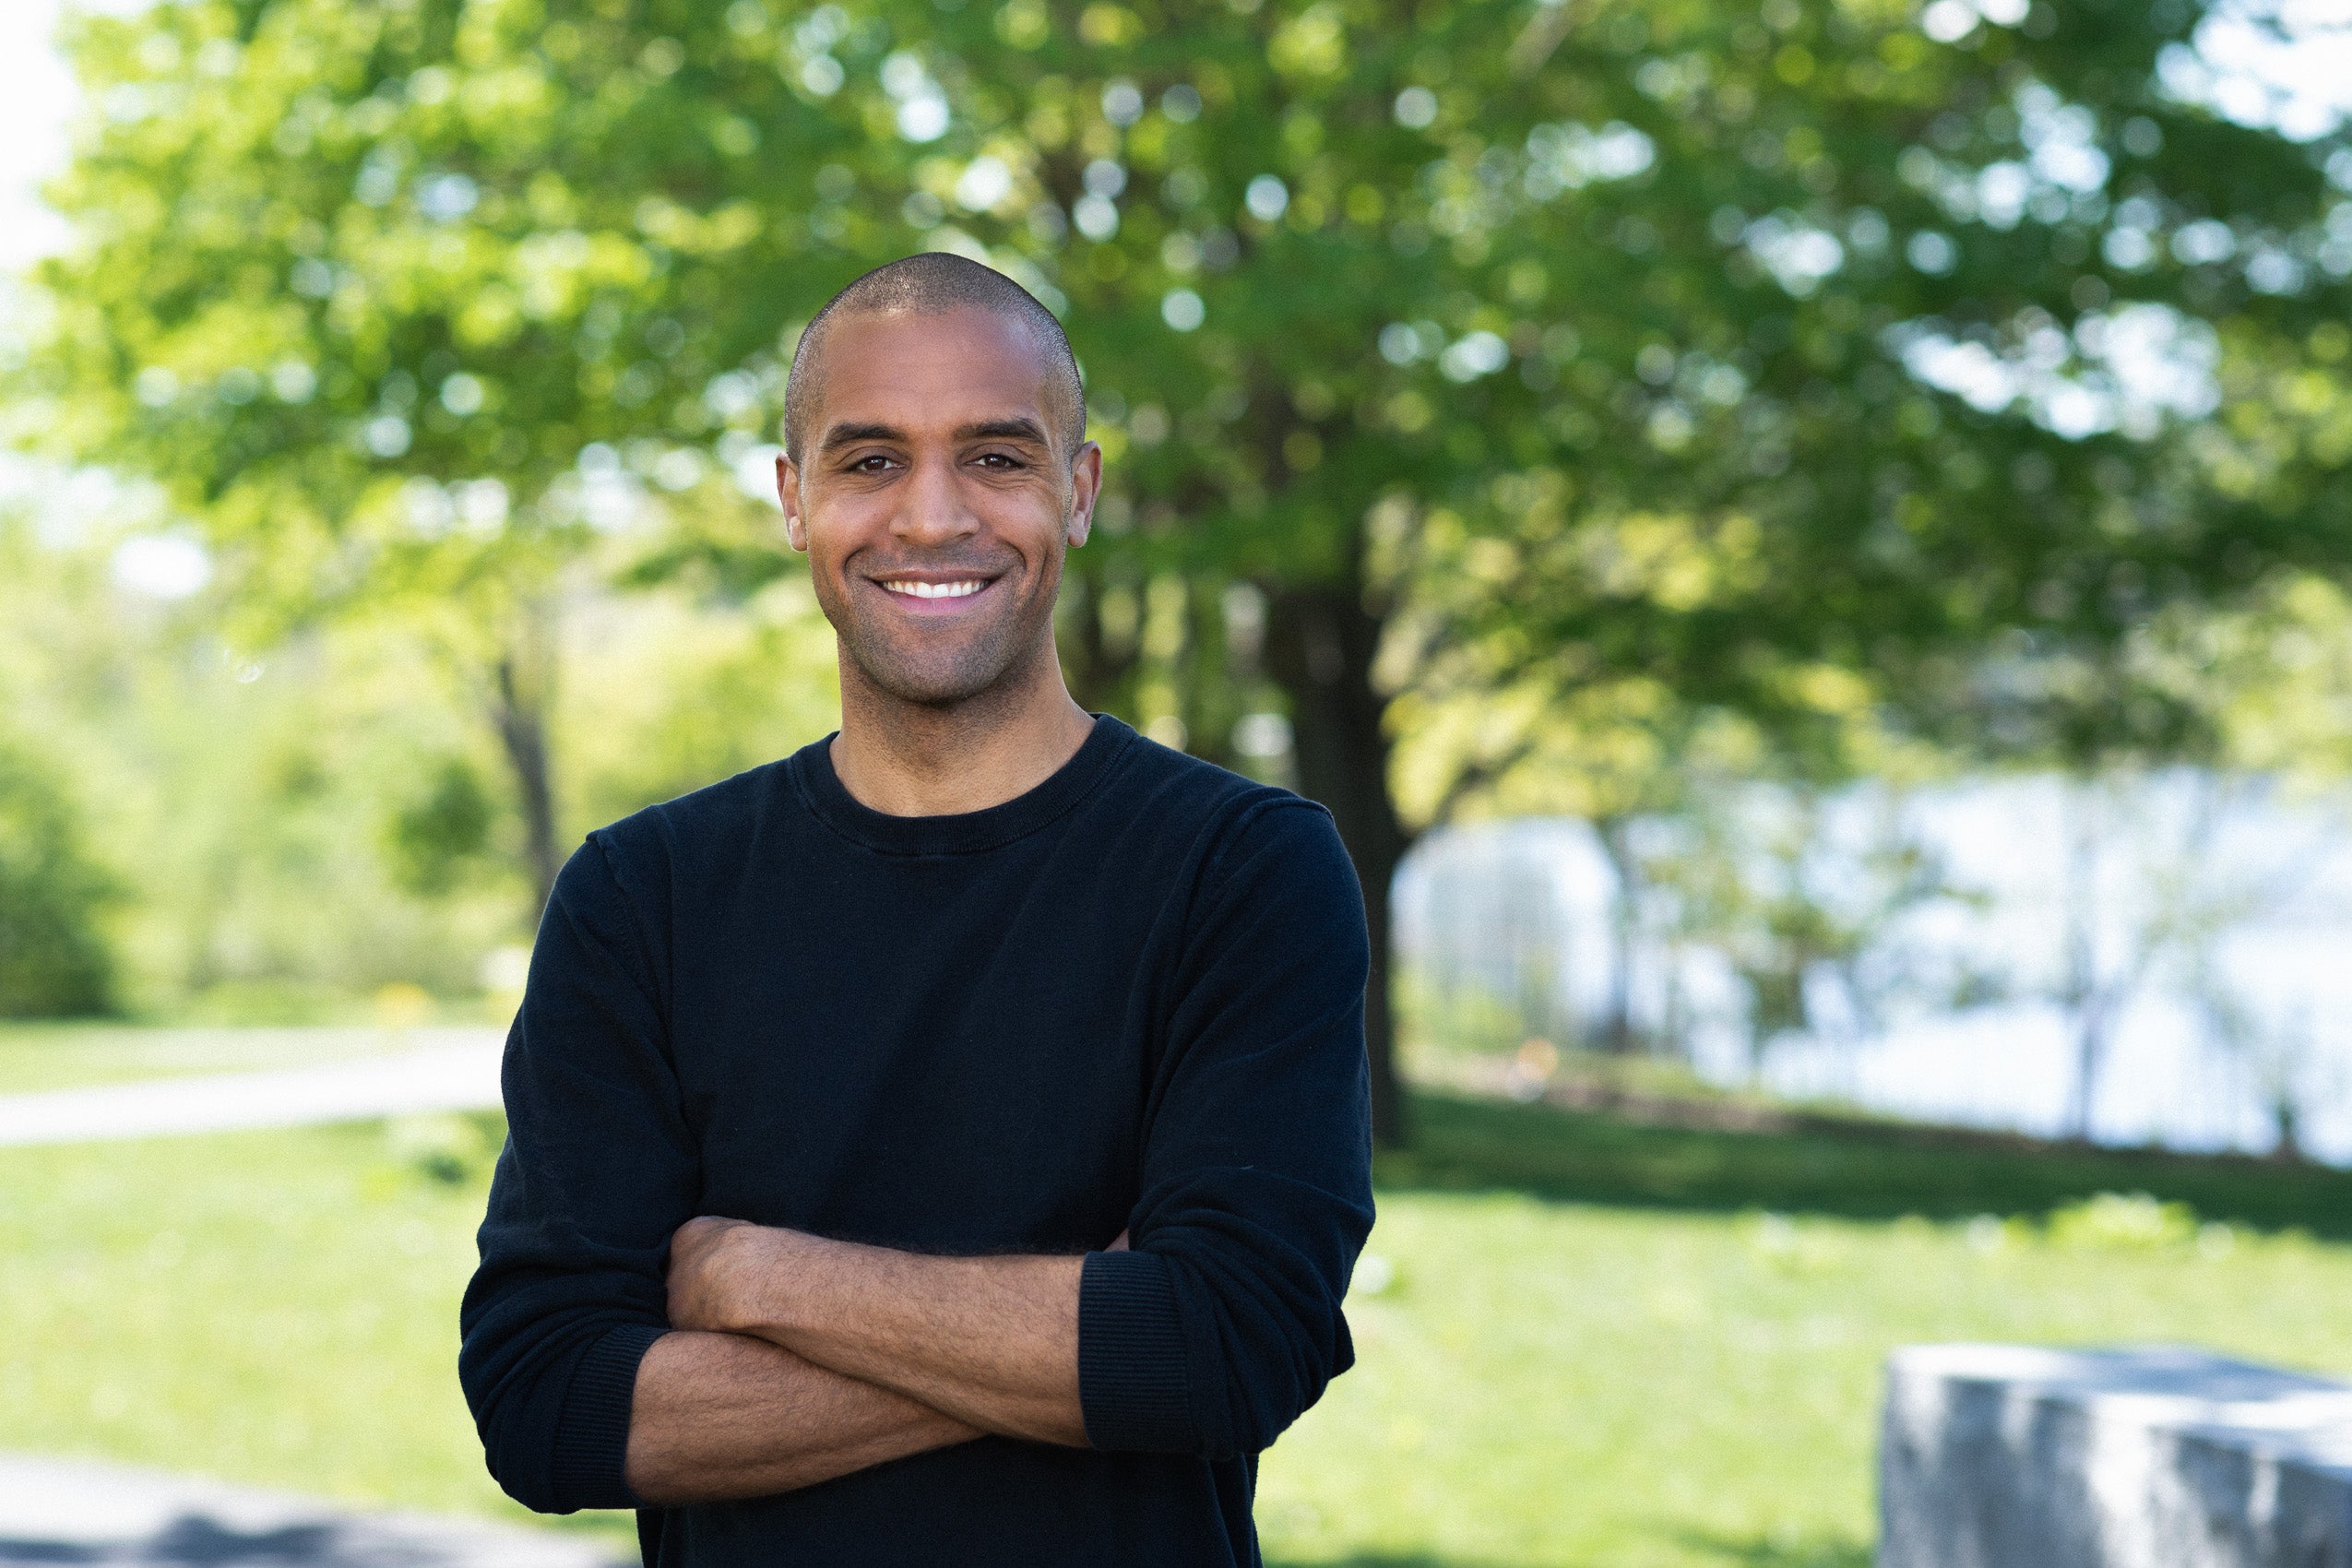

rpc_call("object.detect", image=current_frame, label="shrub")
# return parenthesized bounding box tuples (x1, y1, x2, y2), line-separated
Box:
(0, 739, 118, 1016)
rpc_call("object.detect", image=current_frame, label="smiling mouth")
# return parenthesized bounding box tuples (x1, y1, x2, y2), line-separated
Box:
(876, 577, 992, 600)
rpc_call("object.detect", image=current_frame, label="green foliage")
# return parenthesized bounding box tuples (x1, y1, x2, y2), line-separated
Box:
(561, 577, 843, 828)
(16, 0, 914, 625)
(0, 737, 118, 1017)
(0, 517, 517, 1013)
(101, 636, 521, 1008)
(0, 504, 844, 1019)
(1655, 787, 1968, 1063)
(382, 756, 494, 897)
(2044, 1189, 2204, 1252)
(27, 0, 2352, 778)
(1395, 969, 1534, 1062)
(383, 1111, 505, 1187)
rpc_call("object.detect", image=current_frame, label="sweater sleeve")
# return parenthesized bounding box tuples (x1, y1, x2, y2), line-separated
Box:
(1077, 798, 1377, 1460)
(457, 831, 696, 1514)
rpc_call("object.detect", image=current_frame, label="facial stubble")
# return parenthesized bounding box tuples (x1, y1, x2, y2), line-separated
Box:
(819, 493, 1075, 711)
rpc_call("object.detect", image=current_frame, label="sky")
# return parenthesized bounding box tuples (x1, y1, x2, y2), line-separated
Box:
(2193, 0, 2352, 139)
(0, 0, 75, 272)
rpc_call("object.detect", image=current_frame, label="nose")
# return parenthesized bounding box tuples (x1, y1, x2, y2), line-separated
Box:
(890, 450, 980, 549)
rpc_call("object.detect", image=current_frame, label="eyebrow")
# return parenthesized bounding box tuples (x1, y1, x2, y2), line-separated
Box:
(817, 416, 1056, 455)
(819, 422, 906, 453)
(956, 417, 1051, 445)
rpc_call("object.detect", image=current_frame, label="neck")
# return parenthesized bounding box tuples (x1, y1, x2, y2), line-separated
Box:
(829, 640, 1095, 817)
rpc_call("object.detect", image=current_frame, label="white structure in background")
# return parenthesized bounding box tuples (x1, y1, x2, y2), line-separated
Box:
(1393, 819, 1609, 1051)
(1393, 774, 2352, 1162)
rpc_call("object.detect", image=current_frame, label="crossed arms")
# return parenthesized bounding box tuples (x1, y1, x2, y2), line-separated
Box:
(626, 1219, 1119, 1502)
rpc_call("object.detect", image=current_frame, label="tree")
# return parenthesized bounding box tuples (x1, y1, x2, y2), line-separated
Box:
(26, 0, 2352, 1144)
(2190, 964, 2327, 1164)
(911, 0, 2352, 1141)
(0, 736, 118, 1018)
(14, 0, 942, 913)
(1659, 783, 1960, 1079)
(2034, 769, 2334, 1141)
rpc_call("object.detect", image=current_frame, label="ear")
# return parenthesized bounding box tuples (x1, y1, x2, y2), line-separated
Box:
(778, 453, 808, 552)
(1064, 441, 1103, 549)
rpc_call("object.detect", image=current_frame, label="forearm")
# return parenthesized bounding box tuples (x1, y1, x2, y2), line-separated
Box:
(625, 1328, 980, 1503)
(679, 1224, 1087, 1446)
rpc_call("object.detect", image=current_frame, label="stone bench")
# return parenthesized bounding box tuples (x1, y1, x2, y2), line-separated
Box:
(1881, 1344, 2352, 1568)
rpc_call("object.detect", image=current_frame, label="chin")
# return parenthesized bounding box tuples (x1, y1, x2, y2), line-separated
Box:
(876, 673, 1008, 707)
(836, 595, 1055, 710)
(849, 643, 1024, 709)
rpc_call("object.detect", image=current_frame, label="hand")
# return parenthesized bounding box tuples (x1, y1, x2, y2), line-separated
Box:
(667, 1215, 774, 1334)
(1106, 1229, 1131, 1252)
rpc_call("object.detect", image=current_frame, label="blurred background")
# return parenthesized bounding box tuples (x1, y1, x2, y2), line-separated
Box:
(12, 0, 2352, 1562)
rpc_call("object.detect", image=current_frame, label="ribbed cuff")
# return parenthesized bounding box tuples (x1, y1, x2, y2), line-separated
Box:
(1078, 1250, 1194, 1453)
(551, 1323, 666, 1511)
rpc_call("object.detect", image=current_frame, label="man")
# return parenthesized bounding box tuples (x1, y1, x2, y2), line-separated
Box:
(458, 253, 1375, 1565)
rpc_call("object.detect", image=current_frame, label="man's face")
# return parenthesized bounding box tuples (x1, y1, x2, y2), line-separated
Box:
(779, 306, 1099, 708)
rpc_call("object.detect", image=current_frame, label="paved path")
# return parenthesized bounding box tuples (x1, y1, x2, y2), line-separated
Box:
(0, 1031, 505, 1148)
(0, 1454, 627, 1566)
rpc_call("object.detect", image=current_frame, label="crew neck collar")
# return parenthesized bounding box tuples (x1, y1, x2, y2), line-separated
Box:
(791, 714, 1134, 857)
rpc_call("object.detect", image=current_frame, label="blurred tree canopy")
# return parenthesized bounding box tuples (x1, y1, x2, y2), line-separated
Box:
(18, 0, 2352, 1136)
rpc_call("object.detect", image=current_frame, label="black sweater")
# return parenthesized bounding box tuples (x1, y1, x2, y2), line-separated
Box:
(458, 717, 1375, 1566)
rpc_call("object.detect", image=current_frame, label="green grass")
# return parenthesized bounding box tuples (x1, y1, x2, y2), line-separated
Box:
(11, 1091, 2352, 1566)
(1264, 1099, 2352, 1566)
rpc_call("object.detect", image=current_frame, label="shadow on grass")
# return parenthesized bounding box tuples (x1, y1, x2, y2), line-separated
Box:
(1380, 1090, 2352, 1241)
(1268, 1541, 1870, 1568)
(1672, 1529, 1874, 1567)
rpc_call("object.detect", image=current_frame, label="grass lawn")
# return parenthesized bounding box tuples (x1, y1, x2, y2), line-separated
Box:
(10, 1090, 2352, 1566)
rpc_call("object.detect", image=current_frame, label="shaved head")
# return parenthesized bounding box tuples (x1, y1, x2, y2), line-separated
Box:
(783, 254, 1085, 463)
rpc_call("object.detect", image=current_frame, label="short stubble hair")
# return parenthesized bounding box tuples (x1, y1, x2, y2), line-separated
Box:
(781, 253, 1087, 465)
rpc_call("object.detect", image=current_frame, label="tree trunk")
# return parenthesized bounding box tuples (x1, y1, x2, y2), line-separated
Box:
(1059, 558, 1139, 719)
(2272, 1098, 2304, 1164)
(1263, 580, 1408, 1148)
(2065, 997, 2110, 1143)
(1594, 815, 1642, 1055)
(2060, 778, 2101, 1141)
(490, 637, 562, 921)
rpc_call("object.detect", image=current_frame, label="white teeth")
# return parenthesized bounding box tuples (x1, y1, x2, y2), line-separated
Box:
(883, 579, 984, 600)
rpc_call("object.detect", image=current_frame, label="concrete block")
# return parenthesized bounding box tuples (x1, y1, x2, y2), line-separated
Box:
(1881, 1344, 2352, 1568)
